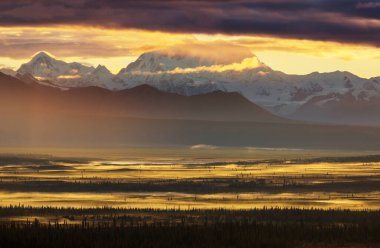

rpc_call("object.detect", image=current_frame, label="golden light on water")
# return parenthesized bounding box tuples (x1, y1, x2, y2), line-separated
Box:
(1, 148, 380, 210)
(0, 191, 376, 210)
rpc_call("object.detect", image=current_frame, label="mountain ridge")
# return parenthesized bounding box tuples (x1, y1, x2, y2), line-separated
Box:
(5, 51, 380, 125)
(0, 72, 284, 123)
(4, 71, 380, 150)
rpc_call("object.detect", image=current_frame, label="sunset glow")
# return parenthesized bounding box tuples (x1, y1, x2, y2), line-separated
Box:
(2, 2, 380, 246)
(0, 25, 380, 78)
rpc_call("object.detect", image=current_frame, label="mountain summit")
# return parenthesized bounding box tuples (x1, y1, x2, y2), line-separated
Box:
(18, 51, 94, 81)
(16, 52, 122, 89)
(118, 51, 220, 74)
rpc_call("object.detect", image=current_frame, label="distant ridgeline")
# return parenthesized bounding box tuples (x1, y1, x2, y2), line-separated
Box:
(1, 71, 380, 150)
(3, 51, 380, 126)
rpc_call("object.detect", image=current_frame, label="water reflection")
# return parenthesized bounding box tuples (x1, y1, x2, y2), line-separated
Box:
(1, 149, 380, 210)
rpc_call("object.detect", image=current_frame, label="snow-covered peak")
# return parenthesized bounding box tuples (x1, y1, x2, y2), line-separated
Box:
(18, 52, 94, 81)
(93, 65, 112, 76)
(89, 65, 114, 84)
(118, 51, 223, 74)
(30, 51, 54, 63)
(15, 52, 124, 90)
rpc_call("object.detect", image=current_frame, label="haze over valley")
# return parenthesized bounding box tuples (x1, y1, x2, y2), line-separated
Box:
(1, 59, 380, 149)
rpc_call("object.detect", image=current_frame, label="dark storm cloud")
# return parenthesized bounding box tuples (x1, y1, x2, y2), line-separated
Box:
(0, 0, 380, 46)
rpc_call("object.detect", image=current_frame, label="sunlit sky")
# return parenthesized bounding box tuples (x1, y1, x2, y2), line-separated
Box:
(1, 1, 380, 78)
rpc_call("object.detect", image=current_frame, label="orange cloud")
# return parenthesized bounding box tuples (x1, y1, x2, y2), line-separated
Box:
(167, 57, 264, 74)
(0, 26, 380, 78)
(57, 75, 82, 79)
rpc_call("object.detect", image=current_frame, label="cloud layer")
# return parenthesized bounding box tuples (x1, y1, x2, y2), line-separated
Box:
(0, 0, 380, 46)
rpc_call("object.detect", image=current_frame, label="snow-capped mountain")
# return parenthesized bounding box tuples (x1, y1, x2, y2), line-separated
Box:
(15, 51, 380, 125)
(17, 52, 122, 89)
(116, 52, 380, 119)
(85, 65, 114, 87)
(288, 74, 380, 125)
(18, 52, 94, 81)
(116, 51, 268, 96)
(118, 51, 223, 74)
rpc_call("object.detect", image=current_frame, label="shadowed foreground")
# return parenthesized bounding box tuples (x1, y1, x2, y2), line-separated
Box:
(1, 207, 380, 248)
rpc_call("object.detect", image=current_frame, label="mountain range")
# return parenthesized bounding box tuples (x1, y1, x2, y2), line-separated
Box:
(2, 51, 380, 126)
(0, 71, 281, 123)
(2, 71, 380, 150)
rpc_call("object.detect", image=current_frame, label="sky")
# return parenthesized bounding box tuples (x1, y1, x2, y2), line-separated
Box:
(0, 0, 380, 77)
